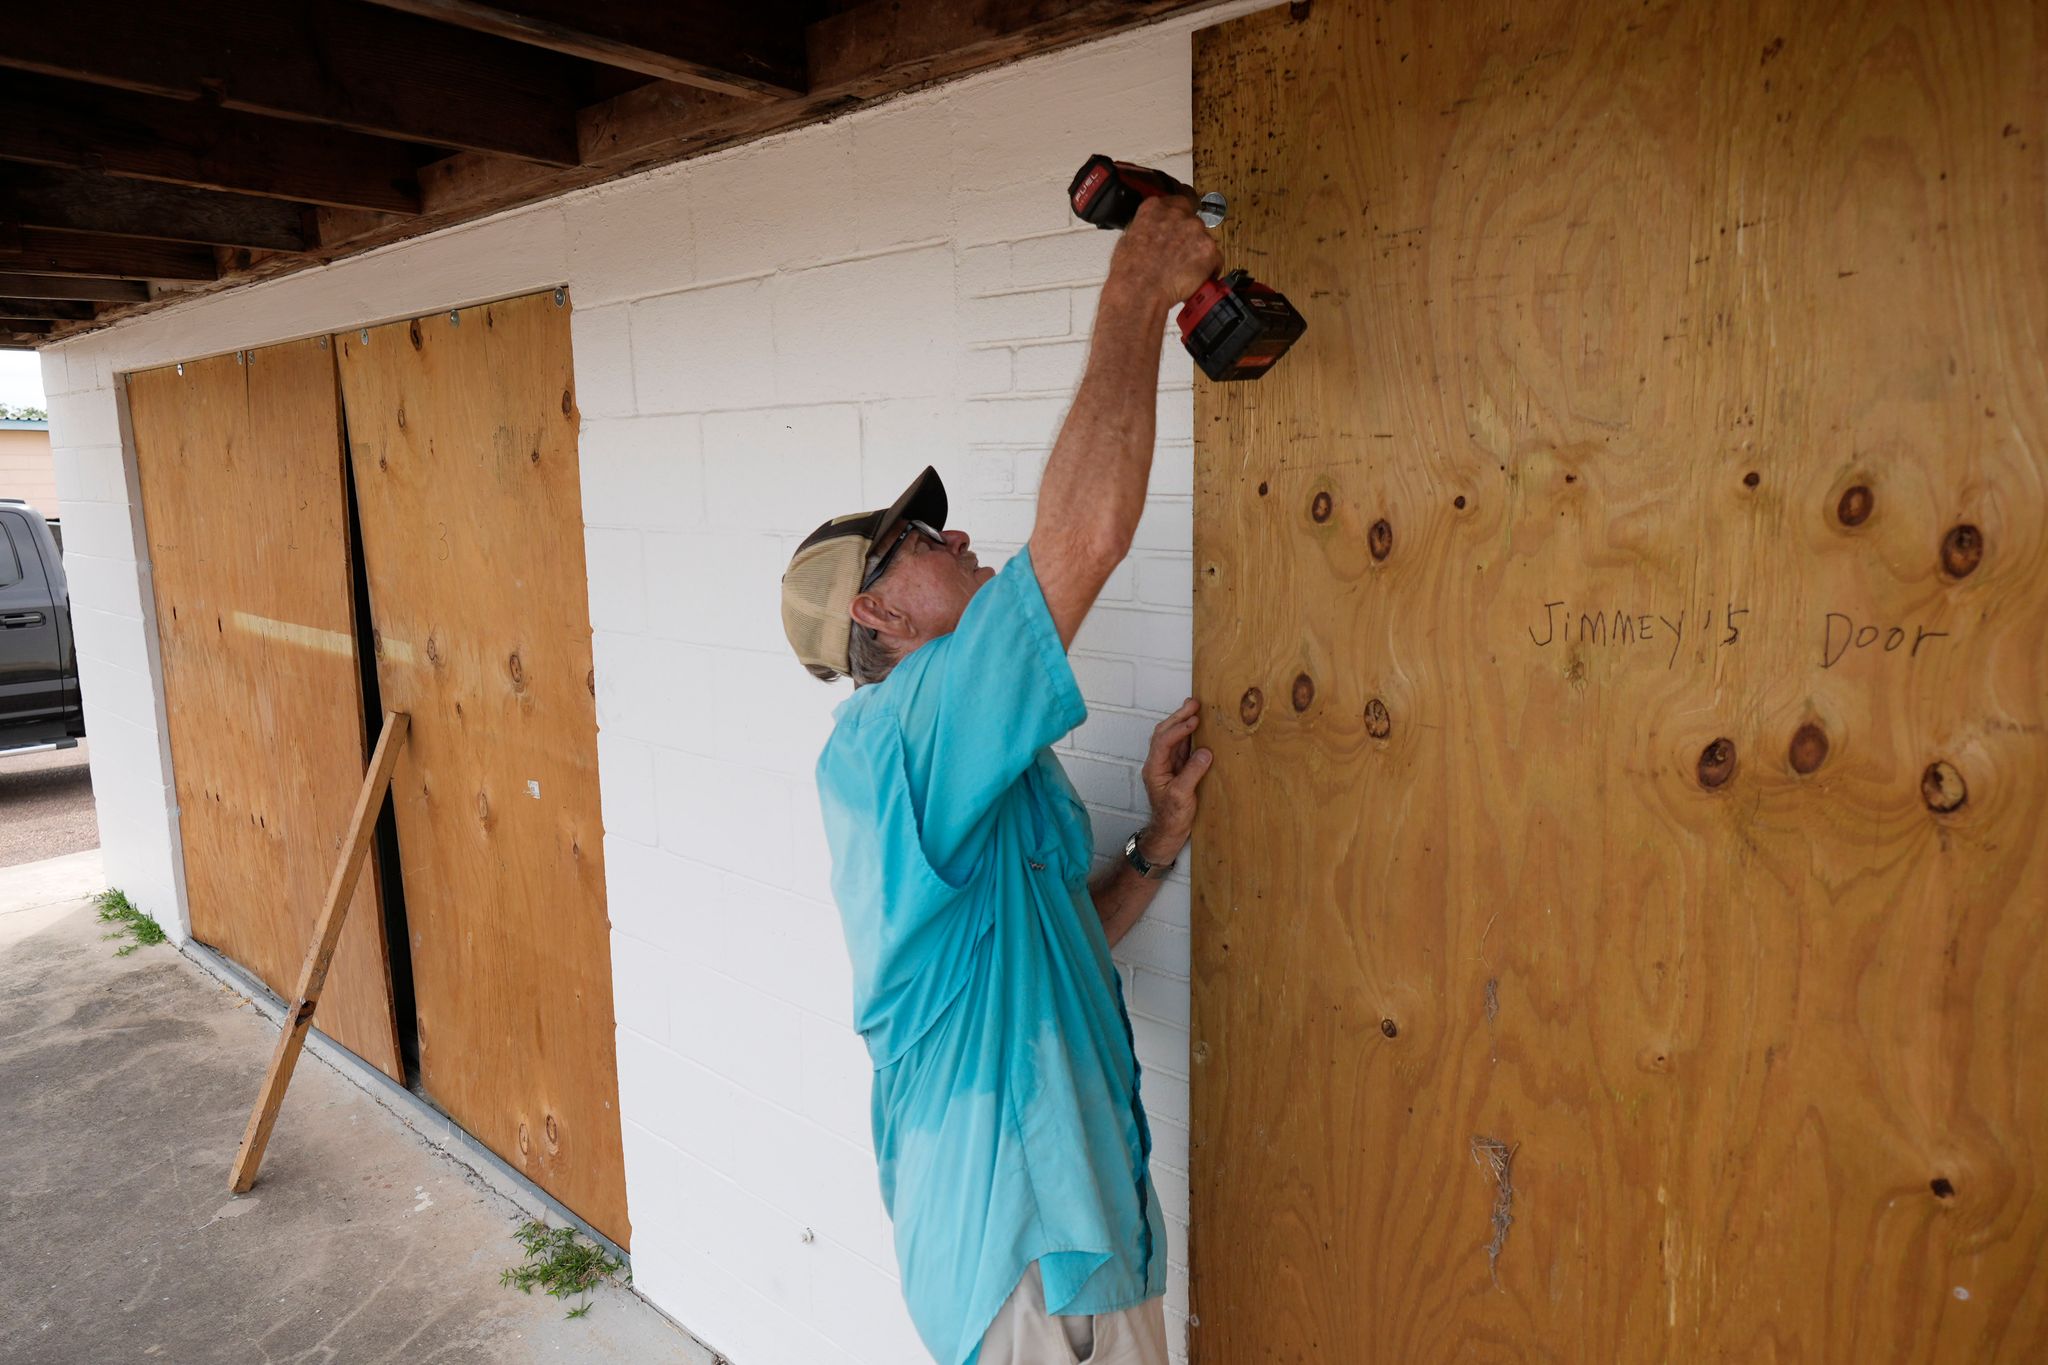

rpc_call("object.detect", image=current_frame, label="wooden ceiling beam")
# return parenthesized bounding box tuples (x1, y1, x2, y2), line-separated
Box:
(361, 0, 809, 101)
(0, 319, 55, 334)
(0, 77, 422, 215)
(0, 227, 218, 282)
(0, 298, 97, 322)
(0, 0, 583, 165)
(47, 0, 1233, 341)
(0, 273, 149, 303)
(0, 168, 311, 253)
(582, 0, 1232, 173)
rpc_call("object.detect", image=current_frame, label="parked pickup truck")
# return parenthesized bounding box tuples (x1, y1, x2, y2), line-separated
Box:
(0, 498, 84, 754)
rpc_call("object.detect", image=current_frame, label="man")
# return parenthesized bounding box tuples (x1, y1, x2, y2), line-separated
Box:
(779, 194, 1222, 1365)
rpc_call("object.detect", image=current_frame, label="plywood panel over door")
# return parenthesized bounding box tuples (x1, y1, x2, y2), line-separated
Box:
(335, 290, 627, 1244)
(1190, 2, 2048, 1360)
(130, 341, 402, 1082)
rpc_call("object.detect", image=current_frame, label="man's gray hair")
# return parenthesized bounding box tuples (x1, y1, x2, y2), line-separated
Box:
(847, 623, 899, 688)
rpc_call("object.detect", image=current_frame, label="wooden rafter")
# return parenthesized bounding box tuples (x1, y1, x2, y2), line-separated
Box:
(1, 227, 218, 282)
(0, 76, 423, 215)
(0, 273, 149, 303)
(0, 298, 97, 321)
(1, 168, 310, 253)
(23, 0, 1233, 346)
(361, 0, 809, 101)
(0, 0, 584, 165)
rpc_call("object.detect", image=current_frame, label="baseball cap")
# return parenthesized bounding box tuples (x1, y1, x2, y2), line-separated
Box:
(781, 466, 948, 681)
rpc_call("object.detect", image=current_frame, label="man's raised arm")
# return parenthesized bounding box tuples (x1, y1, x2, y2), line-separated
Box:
(1031, 195, 1223, 646)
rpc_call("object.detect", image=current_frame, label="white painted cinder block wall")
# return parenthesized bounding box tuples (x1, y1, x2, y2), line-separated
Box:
(43, 8, 1267, 1361)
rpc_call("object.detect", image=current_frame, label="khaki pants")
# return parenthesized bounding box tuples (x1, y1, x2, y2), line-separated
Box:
(977, 1263, 1168, 1365)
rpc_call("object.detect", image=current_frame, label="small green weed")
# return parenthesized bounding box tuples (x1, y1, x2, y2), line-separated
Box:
(94, 888, 166, 957)
(500, 1220, 624, 1319)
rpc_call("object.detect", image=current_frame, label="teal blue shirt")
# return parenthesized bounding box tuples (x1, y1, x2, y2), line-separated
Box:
(816, 546, 1163, 1365)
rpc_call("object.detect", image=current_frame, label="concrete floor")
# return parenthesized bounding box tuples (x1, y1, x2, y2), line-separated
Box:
(0, 886, 717, 1365)
(0, 741, 97, 868)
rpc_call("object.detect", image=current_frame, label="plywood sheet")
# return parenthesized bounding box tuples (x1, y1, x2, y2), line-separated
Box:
(129, 340, 402, 1082)
(1190, 2, 2048, 1360)
(335, 290, 627, 1244)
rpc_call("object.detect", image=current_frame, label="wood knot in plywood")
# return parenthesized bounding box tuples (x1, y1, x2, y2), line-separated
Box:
(1368, 518, 1393, 560)
(1364, 697, 1391, 739)
(507, 651, 526, 692)
(1292, 673, 1315, 711)
(1696, 737, 1736, 789)
(1789, 722, 1829, 775)
(476, 789, 493, 829)
(1311, 491, 1332, 522)
(1836, 484, 1873, 527)
(408, 318, 423, 350)
(1239, 687, 1265, 727)
(1921, 760, 1967, 813)
(1940, 523, 1983, 578)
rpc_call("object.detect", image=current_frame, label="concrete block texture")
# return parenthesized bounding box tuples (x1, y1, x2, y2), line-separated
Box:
(38, 6, 1285, 1360)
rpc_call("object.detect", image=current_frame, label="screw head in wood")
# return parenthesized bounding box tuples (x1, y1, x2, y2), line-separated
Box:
(449, 310, 461, 326)
(554, 287, 566, 306)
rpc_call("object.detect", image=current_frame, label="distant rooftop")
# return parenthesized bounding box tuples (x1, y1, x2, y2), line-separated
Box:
(0, 419, 49, 429)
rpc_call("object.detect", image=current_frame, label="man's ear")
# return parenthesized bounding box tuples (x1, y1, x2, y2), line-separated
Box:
(849, 591, 898, 636)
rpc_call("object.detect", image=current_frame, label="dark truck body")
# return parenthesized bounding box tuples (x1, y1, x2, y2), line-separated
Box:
(0, 498, 84, 752)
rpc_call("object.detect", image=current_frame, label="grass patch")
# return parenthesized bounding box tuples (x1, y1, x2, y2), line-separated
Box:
(94, 888, 166, 957)
(500, 1220, 624, 1318)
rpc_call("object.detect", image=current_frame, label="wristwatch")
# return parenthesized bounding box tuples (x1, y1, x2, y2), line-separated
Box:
(1123, 830, 1175, 880)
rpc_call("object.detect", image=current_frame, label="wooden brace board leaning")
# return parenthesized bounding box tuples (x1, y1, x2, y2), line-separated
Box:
(228, 710, 410, 1193)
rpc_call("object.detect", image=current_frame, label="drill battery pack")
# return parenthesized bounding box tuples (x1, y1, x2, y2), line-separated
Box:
(1178, 271, 1308, 382)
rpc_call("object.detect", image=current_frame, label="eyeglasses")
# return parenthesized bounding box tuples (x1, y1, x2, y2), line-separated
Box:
(860, 519, 945, 593)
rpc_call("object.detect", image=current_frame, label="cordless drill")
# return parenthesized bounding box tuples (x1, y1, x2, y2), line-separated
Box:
(1068, 154, 1306, 382)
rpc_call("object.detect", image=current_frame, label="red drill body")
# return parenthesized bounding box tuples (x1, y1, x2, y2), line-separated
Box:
(1067, 154, 1305, 382)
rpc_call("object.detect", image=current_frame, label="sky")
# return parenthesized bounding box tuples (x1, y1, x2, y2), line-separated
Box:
(0, 352, 47, 410)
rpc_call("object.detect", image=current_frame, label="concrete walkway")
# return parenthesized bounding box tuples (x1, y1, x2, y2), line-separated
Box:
(0, 866, 717, 1365)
